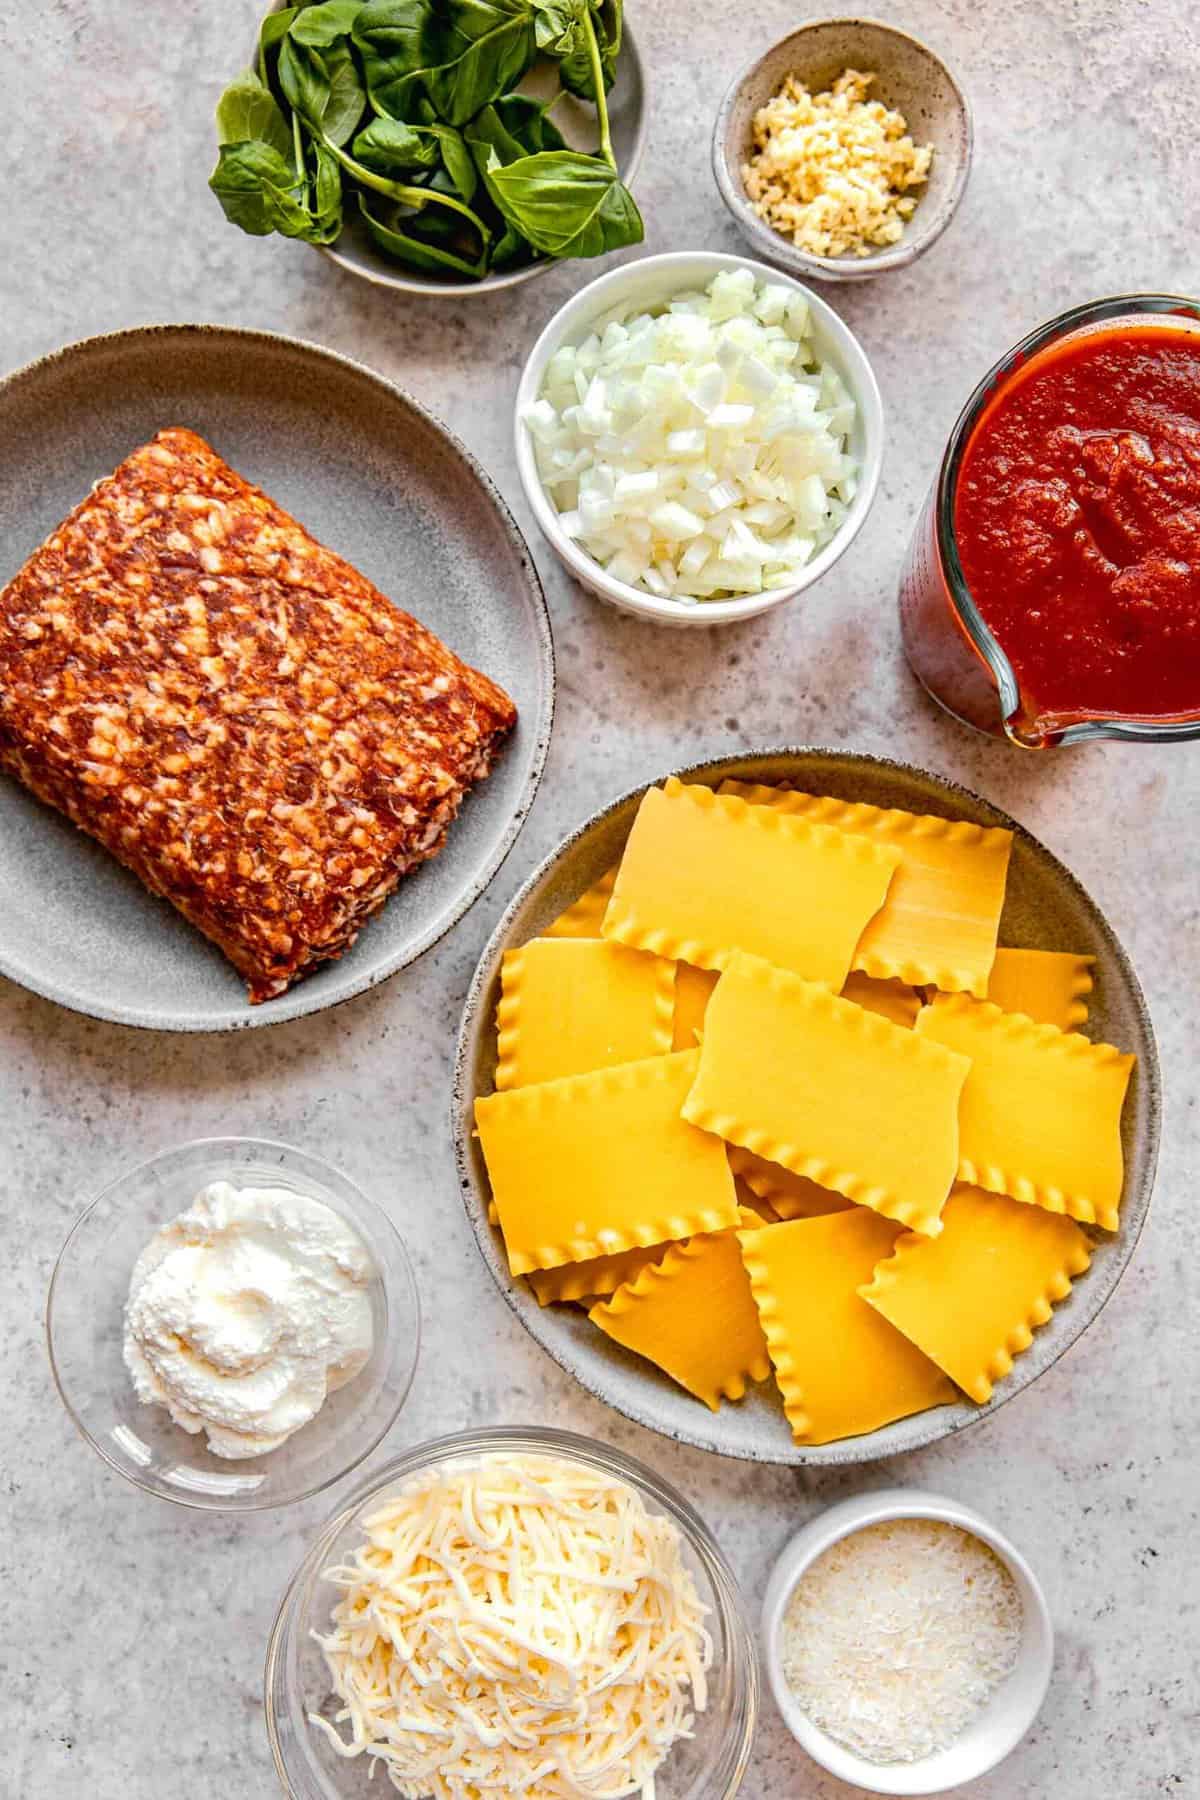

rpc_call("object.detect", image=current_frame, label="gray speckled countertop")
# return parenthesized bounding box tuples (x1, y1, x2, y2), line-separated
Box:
(4, 1, 1198, 1794)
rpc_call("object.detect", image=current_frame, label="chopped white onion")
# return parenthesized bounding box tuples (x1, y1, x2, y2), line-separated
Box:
(528, 270, 859, 603)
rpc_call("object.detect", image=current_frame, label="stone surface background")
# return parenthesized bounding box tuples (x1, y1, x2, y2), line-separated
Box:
(3, 1, 1197, 1793)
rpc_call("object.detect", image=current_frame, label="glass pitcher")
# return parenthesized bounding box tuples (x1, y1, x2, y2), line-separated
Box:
(898, 294, 1200, 748)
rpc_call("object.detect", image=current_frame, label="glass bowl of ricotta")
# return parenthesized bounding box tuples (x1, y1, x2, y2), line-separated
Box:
(46, 1136, 420, 1511)
(266, 1426, 758, 1799)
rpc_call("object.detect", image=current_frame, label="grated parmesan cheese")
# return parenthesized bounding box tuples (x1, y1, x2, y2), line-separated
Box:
(779, 1519, 1023, 1764)
(743, 70, 933, 260)
(309, 1453, 712, 1798)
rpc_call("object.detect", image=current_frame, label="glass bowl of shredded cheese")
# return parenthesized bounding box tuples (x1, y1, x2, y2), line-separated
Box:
(761, 1487, 1053, 1793)
(266, 1427, 758, 1799)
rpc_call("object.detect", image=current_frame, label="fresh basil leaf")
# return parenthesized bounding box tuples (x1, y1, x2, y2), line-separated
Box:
(359, 192, 488, 276)
(484, 147, 641, 257)
(215, 68, 293, 158)
(322, 42, 367, 142)
(277, 36, 330, 125)
(278, 36, 364, 145)
(465, 95, 563, 181)
(260, 5, 299, 79)
(263, 7, 300, 47)
(492, 92, 565, 151)
(353, 0, 462, 123)
(289, 0, 364, 46)
(429, 123, 480, 200)
(394, 192, 463, 244)
(465, 101, 528, 169)
(599, 0, 620, 60)
(355, 0, 537, 127)
(326, 134, 493, 241)
(393, 174, 472, 242)
(353, 116, 477, 199)
(532, 0, 586, 58)
(353, 114, 441, 171)
(309, 141, 345, 235)
(556, 0, 619, 100)
(210, 139, 308, 236)
(490, 217, 533, 267)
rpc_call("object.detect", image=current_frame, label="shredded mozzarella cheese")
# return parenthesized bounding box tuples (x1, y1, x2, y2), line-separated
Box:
(527, 267, 859, 602)
(780, 1519, 1023, 1764)
(309, 1453, 712, 1798)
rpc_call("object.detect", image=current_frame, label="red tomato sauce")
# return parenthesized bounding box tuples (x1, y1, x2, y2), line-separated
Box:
(953, 323, 1200, 728)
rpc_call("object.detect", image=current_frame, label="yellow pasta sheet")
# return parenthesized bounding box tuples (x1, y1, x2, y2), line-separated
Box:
(495, 938, 675, 1090)
(672, 966, 902, 1051)
(729, 1146, 852, 1221)
(915, 994, 1134, 1230)
(475, 1049, 739, 1275)
(542, 866, 617, 939)
(739, 1210, 956, 1444)
(861, 1184, 1092, 1403)
(721, 781, 1012, 996)
(528, 1242, 669, 1307)
(673, 964, 719, 1050)
(732, 1173, 783, 1223)
(986, 948, 1094, 1031)
(590, 1209, 771, 1409)
(841, 971, 922, 1028)
(684, 952, 970, 1235)
(602, 777, 900, 988)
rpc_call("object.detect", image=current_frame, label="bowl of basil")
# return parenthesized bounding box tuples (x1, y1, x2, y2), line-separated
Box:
(211, 1, 647, 294)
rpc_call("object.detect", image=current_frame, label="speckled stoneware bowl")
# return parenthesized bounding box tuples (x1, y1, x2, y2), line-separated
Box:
(0, 327, 553, 1032)
(713, 19, 972, 283)
(453, 749, 1160, 1466)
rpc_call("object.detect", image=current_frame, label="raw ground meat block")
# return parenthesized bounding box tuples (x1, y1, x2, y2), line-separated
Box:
(0, 426, 517, 1000)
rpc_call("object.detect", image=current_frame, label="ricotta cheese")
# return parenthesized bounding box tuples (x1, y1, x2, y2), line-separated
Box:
(122, 1180, 374, 1459)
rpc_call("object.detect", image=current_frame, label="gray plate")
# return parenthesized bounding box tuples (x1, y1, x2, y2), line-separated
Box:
(454, 750, 1160, 1466)
(0, 326, 553, 1031)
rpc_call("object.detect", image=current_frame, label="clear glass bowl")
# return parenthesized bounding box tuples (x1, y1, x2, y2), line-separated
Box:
(46, 1136, 420, 1511)
(899, 292, 1200, 746)
(265, 1427, 759, 1799)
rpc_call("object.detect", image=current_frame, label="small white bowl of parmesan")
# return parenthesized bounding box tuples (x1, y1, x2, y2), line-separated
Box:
(761, 1487, 1053, 1794)
(514, 250, 883, 626)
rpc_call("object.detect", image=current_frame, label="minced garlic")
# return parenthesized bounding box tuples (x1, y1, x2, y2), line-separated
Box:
(743, 69, 933, 259)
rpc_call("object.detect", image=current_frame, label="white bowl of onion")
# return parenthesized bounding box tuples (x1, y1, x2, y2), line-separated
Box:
(515, 250, 883, 625)
(761, 1487, 1054, 1794)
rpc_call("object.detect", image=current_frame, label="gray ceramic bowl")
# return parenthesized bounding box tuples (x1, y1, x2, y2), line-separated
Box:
(0, 326, 554, 1031)
(311, 24, 648, 297)
(713, 19, 972, 283)
(453, 749, 1160, 1466)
